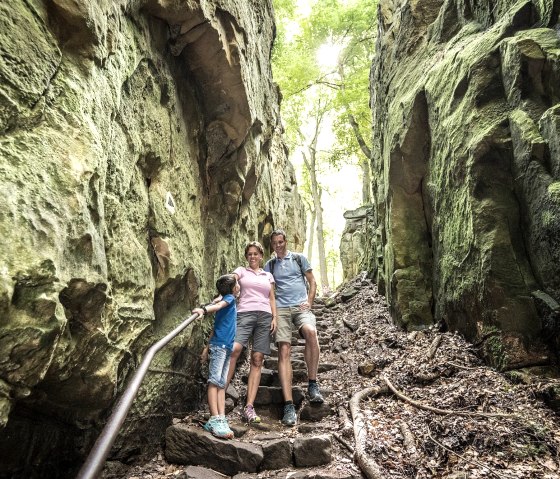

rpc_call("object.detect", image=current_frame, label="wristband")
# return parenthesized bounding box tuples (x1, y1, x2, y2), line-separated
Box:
(201, 305, 208, 314)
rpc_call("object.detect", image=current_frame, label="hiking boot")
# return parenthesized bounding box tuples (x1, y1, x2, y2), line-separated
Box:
(281, 404, 297, 426)
(308, 382, 324, 404)
(203, 416, 233, 439)
(243, 404, 261, 424)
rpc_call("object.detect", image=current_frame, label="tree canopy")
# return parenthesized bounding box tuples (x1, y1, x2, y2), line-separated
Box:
(271, 0, 377, 290)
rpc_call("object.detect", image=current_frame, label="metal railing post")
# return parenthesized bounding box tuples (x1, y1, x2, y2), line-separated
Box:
(76, 312, 201, 479)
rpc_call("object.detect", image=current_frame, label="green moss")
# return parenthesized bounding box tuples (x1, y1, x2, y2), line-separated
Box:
(548, 182, 560, 199)
(541, 210, 555, 227)
(481, 326, 509, 370)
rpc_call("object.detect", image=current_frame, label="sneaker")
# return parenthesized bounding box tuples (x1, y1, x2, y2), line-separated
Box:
(281, 404, 297, 426)
(218, 416, 234, 439)
(243, 404, 261, 424)
(308, 382, 324, 404)
(203, 416, 233, 439)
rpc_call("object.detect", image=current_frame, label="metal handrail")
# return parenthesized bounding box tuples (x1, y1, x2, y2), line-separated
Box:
(76, 311, 202, 479)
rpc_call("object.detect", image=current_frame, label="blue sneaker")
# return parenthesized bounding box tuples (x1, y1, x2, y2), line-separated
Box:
(218, 416, 234, 438)
(308, 382, 324, 404)
(281, 404, 297, 426)
(203, 416, 233, 439)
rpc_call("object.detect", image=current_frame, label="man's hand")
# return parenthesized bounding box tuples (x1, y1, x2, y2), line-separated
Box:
(299, 300, 311, 311)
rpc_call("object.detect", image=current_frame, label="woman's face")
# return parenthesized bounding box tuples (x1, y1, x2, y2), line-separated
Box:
(246, 246, 263, 268)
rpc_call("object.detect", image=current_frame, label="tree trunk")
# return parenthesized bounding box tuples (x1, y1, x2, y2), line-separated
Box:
(360, 157, 371, 205)
(303, 150, 329, 293)
(348, 113, 372, 205)
(307, 207, 316, 262)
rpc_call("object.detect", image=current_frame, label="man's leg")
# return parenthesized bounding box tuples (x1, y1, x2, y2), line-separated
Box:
(298, 315, 324, 404)
(300, 324, 320, 380)
(277, 341, 293, 401)
(276, 308, 297, 425)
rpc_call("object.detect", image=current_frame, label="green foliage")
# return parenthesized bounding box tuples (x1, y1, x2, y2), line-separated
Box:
(272, 0, 377, 162)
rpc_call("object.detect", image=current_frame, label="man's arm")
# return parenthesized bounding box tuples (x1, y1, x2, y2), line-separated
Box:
(304, 270, 317, 307)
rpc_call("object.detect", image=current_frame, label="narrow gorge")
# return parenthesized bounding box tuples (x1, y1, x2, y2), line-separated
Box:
(1, 0, 560, 477)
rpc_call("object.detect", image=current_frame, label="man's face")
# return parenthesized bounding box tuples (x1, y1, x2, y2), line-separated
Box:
(271, 234, 287, 257)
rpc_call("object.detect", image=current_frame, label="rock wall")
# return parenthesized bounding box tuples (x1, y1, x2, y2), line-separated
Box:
(0, 0, 305, 476)
(339, 205, 375, 282)
(370, 0, 560, 367)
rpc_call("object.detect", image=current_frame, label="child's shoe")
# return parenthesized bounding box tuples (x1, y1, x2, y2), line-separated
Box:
(203, 416, 233, 439)
(218, 416, 234, 439)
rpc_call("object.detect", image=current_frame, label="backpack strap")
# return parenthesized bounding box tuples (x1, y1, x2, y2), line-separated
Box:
(291, 253, 307, 279)
(269, 253, 306, 280)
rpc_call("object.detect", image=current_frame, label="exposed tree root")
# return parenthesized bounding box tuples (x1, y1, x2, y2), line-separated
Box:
(333, 432, 354, 454)
(399, 421, 417, 455)
(349, 385, 388, 479)
(426, 335, 442, 360)
(382, 375, 521, 420)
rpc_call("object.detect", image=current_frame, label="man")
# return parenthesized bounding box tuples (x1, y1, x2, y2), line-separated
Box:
(264, 229, 324, 426)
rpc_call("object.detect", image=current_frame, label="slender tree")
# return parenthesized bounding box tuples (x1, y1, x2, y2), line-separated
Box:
(298, 96, 331, 292)
(272, 0, 377, 289)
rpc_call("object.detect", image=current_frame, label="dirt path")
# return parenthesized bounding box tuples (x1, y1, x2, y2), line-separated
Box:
(105, 276, 560, 479)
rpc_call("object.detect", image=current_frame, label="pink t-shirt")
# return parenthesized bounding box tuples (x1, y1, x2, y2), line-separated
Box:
(233, 266, 275, 313)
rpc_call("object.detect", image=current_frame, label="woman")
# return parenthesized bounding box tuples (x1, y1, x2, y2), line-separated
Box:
(227, 241, 277, 423)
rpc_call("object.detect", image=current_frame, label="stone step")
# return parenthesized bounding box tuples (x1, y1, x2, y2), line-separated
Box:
(254, 385, 305, 406)
(165, 424, 332, 476)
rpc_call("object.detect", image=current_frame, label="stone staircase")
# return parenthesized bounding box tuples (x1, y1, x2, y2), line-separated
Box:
(163, 299, 360, 479)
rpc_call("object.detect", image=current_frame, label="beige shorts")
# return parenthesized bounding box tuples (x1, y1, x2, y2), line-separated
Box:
(275, 306, 316, 344)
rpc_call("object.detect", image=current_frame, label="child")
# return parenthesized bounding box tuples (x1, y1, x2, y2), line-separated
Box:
(193, 274, 239, 439)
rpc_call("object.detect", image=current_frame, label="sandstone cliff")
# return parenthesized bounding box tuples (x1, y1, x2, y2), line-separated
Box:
(0, 0, 304, 475)
(370, 0, 560, 367)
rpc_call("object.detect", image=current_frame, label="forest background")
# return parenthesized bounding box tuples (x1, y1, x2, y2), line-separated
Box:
(271, 0, 377, 294)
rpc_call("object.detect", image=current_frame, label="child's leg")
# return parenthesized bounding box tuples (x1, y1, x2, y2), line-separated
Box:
(207, 383, 219, 417)
(217, 386, 226, 417)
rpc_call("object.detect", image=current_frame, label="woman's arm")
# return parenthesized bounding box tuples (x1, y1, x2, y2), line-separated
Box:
(269, 287, 277, 333)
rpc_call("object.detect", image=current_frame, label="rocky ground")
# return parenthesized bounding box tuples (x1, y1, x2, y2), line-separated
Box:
(105, 276, 560, 479)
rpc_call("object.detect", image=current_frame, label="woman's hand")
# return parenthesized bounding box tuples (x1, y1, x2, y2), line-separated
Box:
(270, 316, 277, 334)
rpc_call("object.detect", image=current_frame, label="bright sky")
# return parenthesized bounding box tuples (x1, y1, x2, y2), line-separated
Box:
(292, 113, 362, 291)
(281, 0, 364, 290)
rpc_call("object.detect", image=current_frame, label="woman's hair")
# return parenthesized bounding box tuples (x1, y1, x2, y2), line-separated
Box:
(270, 229, 287, 241)
(216, 274, 237, 296)
(244, 241, 264, 257)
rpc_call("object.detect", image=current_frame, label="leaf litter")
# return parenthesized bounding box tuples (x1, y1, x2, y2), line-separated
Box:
(107, 275, 560, 478)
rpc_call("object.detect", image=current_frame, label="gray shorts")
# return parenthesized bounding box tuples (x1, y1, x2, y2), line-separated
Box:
(275, 307, 316, 344)
(235, 311, 273, 355)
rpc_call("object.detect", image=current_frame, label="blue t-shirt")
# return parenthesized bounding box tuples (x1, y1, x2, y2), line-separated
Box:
(209, 294, 236, 350)
(264, 252, 311, 307)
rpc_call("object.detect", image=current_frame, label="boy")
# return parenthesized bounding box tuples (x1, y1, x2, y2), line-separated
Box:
(193, 274, 239, 439)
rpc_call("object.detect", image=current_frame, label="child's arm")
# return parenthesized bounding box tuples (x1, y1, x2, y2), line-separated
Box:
(193, 299, 230, 361)
(192, 299, 228, 318)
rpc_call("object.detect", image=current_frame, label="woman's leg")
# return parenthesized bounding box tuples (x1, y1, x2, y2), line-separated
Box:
(226, 342, 243, 386)
(246, 351, 264, 406)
